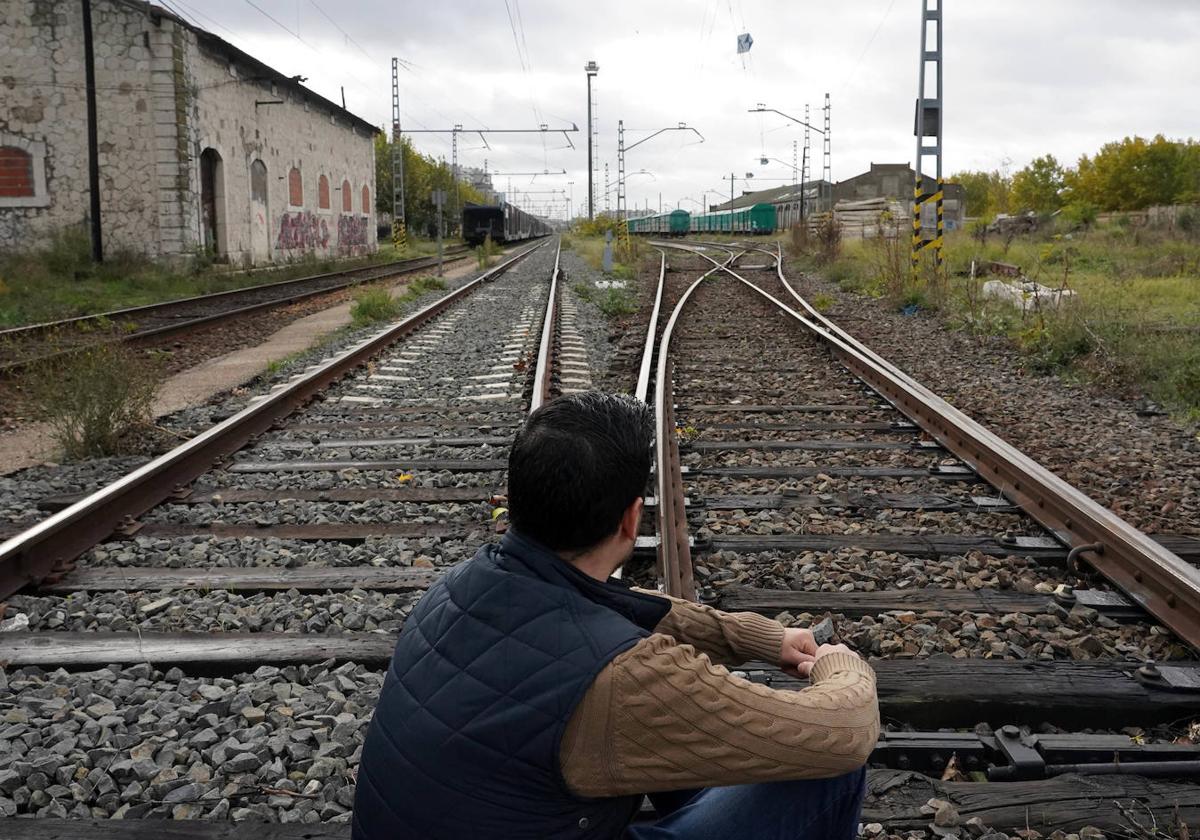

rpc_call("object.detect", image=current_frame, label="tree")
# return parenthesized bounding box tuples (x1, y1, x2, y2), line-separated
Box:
(373, 134, 489, 240)
(1010, 155, 1066, 213)
(951, 169, 1011, 219)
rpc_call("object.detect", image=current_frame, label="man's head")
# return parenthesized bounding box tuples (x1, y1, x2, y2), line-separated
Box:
(508, 392, 653, 562)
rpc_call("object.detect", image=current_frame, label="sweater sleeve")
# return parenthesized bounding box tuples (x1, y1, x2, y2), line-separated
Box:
(632, 588, 785, 667)
(560, 634, 879, 798)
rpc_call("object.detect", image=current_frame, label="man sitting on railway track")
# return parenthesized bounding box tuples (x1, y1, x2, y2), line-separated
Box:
(354, 392, 878, 840)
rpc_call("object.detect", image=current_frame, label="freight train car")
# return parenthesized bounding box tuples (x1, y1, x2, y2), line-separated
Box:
(626, 209, 691, 237)
(689, 203, 777, 235)
(462, 202, 551, 245)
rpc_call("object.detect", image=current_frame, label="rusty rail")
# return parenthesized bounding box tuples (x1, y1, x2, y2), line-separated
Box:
(633, 249, 667, 405)
(679, 241, 1200, 650)
(651, 254, 733, 599)
(529, 237, 562, 413)
(0, 242, 545, 601)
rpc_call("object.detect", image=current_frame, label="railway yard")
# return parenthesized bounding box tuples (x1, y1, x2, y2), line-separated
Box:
(0, 233, 1195, 838)
(3, 1, 1200, 838)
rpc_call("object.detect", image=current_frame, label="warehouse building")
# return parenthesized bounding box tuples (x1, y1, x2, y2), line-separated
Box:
(713, 163, 964, 232)
(0, 0, 378, 265)
(833, 163, 965, 231)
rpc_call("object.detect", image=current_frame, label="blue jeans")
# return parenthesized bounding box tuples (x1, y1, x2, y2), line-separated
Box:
(623, 768, 866, 840)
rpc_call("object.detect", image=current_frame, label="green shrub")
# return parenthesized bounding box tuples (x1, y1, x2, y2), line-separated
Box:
(26, 342, 162, 458)
(1060, 202, 1099, 229)
(574, 281, 637, 318)
(810, 292, 836, 313)
(475, 235, 500, 269)
(351, 287, 401, 326)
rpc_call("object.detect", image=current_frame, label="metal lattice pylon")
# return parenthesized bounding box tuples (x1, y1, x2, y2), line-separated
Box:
(912, 0, 944, 272)
(390, 58, 407, 252)
(822, 93, 831, 189)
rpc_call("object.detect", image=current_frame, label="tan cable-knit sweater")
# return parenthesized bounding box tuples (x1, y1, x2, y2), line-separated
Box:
(559, 592, 879, 797)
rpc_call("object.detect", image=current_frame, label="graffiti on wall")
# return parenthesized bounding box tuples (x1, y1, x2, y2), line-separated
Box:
(337, 214, 370, 255)
(276, 211, 329, 251)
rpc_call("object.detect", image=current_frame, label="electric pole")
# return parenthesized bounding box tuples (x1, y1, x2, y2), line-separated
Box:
(822, 93, 831, 195)
(390, 57, 406, 251)
(913, 0, 944, 272)
(585, 61, 598, 219)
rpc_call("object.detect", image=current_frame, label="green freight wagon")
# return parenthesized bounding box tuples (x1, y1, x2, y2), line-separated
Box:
(688, 203, 777, 235)
(627, 209, 691, 237)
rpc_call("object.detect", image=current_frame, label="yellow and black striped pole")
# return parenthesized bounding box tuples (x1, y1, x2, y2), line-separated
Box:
(392, 220, 407, 252)
(934, 177, 945, 269)
(911, 183, 923, 273)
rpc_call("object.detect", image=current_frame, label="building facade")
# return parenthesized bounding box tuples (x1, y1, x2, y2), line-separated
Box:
(0, 0, 378, 265)
(833, 163, 965, 231)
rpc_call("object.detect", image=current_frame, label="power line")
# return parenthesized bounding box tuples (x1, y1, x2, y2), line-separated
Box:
(839, 0, 899, 95)
(307, 0, 375, 63)
(241, 0, 318, 52)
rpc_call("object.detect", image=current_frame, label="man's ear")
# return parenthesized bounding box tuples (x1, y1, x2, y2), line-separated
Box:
(618, 496, 644, 541)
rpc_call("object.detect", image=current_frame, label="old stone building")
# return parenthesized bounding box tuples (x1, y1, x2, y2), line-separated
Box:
(0, 0, 378, 265)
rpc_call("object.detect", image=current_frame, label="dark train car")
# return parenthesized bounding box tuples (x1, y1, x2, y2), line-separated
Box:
(462, 202, 550, 245)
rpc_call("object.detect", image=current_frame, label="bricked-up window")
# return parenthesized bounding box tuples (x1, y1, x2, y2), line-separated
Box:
(318, 175, 330, 209)
(361, 185, 370, 214)
(342, 180, 352, 212)
(288, 167, 303, 207)
(0, 146, 34, 198)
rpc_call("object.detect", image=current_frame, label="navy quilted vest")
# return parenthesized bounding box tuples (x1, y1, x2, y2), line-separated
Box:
(353, 529, 671, 839)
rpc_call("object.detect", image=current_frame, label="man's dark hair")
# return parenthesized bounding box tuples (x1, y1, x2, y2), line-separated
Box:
(508, 392, 653, 552)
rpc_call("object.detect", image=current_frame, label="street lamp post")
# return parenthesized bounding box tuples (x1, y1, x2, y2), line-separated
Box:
(722, 172, 755, 209)
(617, 121, 704, 220)
(585, 61, 598, 220)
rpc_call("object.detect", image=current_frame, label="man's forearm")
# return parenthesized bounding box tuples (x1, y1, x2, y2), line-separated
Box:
(635, 589, 785, 666)
(561, 634, 880, 798)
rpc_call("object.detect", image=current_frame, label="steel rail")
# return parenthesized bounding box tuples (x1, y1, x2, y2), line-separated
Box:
(529, 237, 563, 413)
(0, 249, 478, 375)
(652, 255, 733, 600)
(0, 242, 545, 601)
(0, 248, 472, 340)
(663, 240, 1200, 650)
(633, 249, 667, 404)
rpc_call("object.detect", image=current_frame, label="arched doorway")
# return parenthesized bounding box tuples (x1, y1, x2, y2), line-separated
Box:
(199, 148, 226, 258)
(249, 159, 270, 263)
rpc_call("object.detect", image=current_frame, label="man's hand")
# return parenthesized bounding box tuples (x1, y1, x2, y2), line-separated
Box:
(779, 627, 818, 678)
(782, 630, 859, 678)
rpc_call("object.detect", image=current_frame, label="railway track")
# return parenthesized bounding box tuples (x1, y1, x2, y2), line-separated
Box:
(1, 234, 1199, 835)
(637, 240, 1200, 832)
(0, 246, 473, 374)
(0, 237, 581, 834)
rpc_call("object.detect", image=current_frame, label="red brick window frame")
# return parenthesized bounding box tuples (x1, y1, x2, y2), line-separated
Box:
(288, 167, 303, 207)
(342, 180, 352, 212)
(318, 175, 330, 209)
(0, 146, 34, 198)
(361, 184, 370, 214)
(0, 135, 48, 208)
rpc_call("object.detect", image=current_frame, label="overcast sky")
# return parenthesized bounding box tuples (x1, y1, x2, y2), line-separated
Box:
(167, 0, 1200, 218)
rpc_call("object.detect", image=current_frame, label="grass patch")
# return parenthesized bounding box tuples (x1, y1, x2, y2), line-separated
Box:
(573, 281, 638, 318)
(0, 226, 463, 328)
(475, 235, 500, 269)
(24, 341, 163, 458)
(810, 292, 836, 313)
(813, 222, 1200, 418)
(350, 287, 402, 326)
